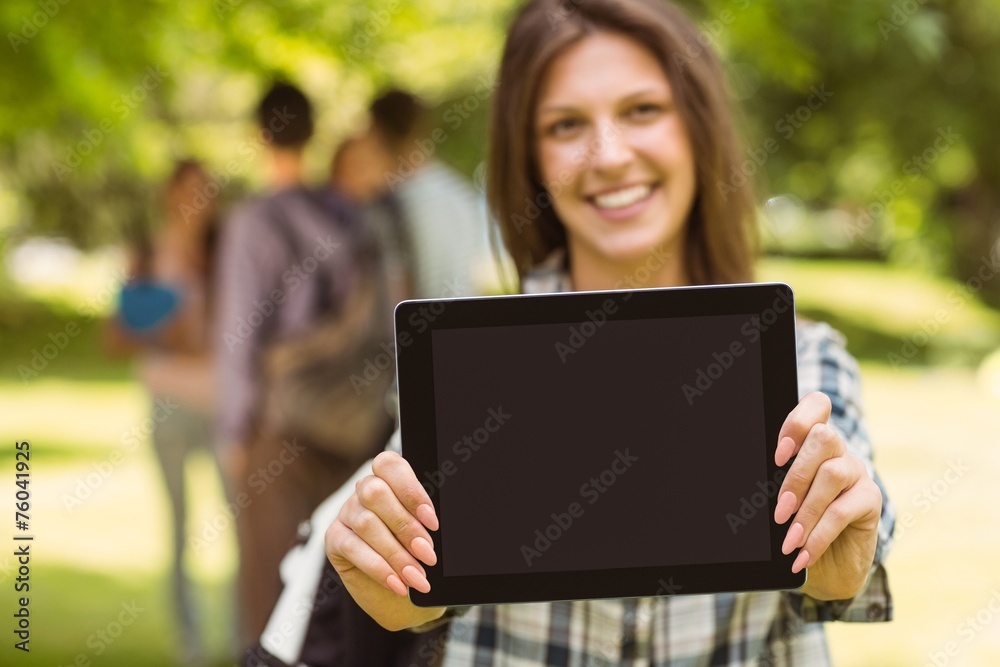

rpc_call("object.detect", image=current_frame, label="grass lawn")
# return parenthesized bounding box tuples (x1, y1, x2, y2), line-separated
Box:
(759, 257, 1000, 366)
(0, 379, 237, 666)
(826, 364, 1000, 666)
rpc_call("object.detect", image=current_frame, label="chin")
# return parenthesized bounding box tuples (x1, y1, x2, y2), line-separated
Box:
(596, 227, 680, 264)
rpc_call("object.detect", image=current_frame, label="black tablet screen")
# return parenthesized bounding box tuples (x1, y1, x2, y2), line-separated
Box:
(430, 313, 773, 578)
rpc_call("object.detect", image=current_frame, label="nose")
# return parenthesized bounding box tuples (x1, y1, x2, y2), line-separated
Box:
(590, 119, 633, 174)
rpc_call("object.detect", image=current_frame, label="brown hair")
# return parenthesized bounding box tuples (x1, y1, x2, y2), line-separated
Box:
(487, 0, 757, 286)
(257, 82, 314, 148)
(369, 88, 429, 154)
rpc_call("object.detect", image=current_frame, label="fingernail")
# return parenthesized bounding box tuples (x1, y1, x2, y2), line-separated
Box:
(782, 523, 804, 555)
(386, 573, 407, 596)
(774, 436, 790, 464)
(416, 504, 439, 531)
(774, 491, 796, 524)
(412, 536, 437, 566)
(403, 565, 431, 593)
(792, 549, 810, 574)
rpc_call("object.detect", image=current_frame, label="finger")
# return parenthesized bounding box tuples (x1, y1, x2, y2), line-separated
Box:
(355, 474, 437, 566)
(775, 423, 846, 524)
(338, 493, 434, 592)
(775, 391, 832, 466)
(346, 504, 432, 591)
(780, 456, 863, 554)
(798, 481, 881, 572)
(372, 451, 439, 531)
(326, 519, 412, 596)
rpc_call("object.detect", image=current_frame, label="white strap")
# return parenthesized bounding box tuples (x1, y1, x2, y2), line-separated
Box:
(259, 459, 374, 664)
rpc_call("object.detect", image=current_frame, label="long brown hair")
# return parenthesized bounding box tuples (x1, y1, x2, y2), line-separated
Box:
(488, 0, 757, 286)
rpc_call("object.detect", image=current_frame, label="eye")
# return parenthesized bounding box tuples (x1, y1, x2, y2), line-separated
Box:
(547, 117, 584, 138)
(626, 102, 663, 120)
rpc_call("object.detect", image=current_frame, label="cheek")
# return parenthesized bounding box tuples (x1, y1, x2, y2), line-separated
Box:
(662, 122, 696, 177)
(537, 141, 583, 189)
(635, 121, 690, 166)
(534, 144, 581, 227)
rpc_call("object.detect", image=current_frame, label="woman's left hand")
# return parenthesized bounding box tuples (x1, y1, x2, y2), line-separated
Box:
(774, 391, 882, 601)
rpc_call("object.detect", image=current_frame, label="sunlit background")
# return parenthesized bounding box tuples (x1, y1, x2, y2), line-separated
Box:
(2, 0, 999, 664)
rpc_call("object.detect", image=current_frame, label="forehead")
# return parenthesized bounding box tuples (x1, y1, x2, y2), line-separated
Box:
(536, 31, 671, 111)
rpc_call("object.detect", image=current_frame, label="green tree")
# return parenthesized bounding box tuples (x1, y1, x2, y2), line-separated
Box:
(2, 0, 998, 303)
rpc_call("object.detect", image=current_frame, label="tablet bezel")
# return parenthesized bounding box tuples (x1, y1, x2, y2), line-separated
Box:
(395, 282, 804, 607)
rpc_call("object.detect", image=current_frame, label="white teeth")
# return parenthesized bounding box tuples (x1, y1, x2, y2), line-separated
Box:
(592, 184, 651, 210)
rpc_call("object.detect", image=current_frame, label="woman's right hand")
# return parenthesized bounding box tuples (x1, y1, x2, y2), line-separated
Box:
(325, 450, 447, 631)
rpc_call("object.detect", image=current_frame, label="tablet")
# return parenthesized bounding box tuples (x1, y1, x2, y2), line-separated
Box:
(394, 282, 804, 607)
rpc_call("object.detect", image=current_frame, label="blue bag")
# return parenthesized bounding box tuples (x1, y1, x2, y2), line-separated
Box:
(118, 281, 181, 333)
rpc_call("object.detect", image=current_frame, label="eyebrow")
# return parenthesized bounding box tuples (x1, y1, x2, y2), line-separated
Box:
(537, 87, 669, 116)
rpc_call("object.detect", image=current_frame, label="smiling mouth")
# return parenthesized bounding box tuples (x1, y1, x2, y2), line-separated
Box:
(590, 184, 654, 210)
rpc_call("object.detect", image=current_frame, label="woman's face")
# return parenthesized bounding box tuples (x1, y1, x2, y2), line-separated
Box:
(332, 132, 393, 202)
(534, 31, 697, 273)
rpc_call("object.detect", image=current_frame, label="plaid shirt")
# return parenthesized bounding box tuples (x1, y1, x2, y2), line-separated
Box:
(419, 257, 894, 666)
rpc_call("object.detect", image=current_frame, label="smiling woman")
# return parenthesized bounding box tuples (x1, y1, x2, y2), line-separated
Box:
(320, 0, 893, 665)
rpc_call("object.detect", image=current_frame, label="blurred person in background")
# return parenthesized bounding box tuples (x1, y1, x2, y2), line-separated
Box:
(336, 88, 502, 302)
(107, 159, 221, 665)
(214, 82, 397, 652)
(370, 88, 502, 299)
(330, 133, 413, 315)
(329, 134, 389, 205)
(237, 91, 503, 667)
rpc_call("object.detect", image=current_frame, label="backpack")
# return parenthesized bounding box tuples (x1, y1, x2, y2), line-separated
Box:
(256, 189, 396, 457)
